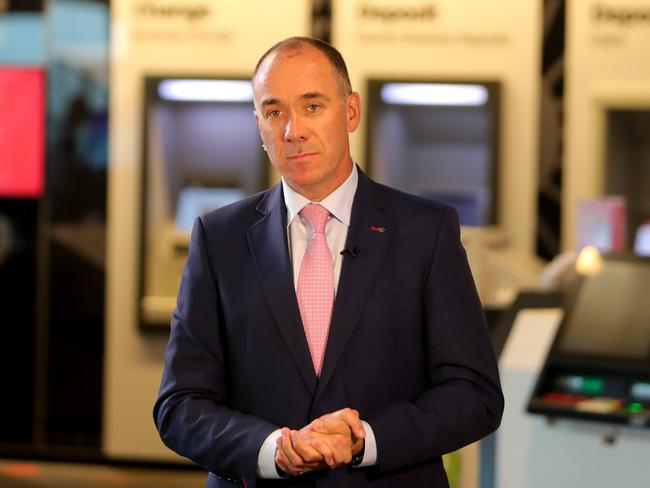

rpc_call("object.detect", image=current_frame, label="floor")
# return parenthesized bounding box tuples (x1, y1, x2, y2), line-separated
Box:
(0, 460, 206, 488)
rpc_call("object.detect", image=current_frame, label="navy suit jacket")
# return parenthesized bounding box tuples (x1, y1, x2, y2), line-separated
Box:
(154, 170, 503, 487)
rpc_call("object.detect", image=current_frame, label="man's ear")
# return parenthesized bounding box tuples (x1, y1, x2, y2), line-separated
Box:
(346, 91, 361, 133)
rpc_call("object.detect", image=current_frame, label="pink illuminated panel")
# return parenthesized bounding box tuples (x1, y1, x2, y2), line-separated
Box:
(0, 67, 45, 197)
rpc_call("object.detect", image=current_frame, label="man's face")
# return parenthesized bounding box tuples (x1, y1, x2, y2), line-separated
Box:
(253, 46, 361, 201)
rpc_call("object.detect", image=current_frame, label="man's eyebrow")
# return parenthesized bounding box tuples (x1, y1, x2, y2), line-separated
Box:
(302, 92, 331, 102)
(260, 98, 280, 107)
(259, 92, 331, 107)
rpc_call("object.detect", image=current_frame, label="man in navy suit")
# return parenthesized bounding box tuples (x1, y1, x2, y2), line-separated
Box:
(154, 37, 503, 487)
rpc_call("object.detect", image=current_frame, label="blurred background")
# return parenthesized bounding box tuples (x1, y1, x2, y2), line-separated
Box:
(1, 0, 649, 487)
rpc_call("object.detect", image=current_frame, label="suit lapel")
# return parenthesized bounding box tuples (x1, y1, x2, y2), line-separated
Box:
(247, 185, 317, 396)
(315, 172, 393, 403)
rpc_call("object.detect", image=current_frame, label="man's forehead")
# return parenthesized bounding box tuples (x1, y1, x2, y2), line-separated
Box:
(255, 46, 329, 82)
(253, 48, 337, 102)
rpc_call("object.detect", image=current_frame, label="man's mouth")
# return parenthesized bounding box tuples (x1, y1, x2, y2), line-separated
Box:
(286, 152, 318, 161)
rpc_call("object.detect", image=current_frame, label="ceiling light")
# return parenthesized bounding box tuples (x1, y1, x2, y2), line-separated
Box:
(158, 79, 253, 102)
(381, 83, 488, 106)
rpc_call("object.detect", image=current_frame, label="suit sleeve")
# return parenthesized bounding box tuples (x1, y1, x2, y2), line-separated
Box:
(153, 217, 277, 478)
(367, 206, 504, 473)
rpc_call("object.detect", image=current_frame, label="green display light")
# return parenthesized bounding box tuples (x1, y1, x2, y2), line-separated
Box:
(582, 377, 604, 395)
(559, 375, 605, 395)
(628, 403, 644, 414)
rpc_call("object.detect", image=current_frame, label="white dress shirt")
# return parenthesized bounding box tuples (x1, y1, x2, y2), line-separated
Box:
(256, 164, 378, 478)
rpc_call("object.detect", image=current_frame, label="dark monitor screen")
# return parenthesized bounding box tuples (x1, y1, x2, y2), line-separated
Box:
(365, 79, 500, 227)
(555, 256, 650, 361)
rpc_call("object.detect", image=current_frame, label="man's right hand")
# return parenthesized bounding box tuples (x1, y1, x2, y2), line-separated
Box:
(274, 408, 366, 475)
(274, 427, 325, 476)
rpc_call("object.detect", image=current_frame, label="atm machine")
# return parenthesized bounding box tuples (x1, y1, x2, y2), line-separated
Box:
(364, 79, 541, 306)
(495, 254, 650, 488)
(139, 76, 266, 328)
(528, 254, 650, 428)
(366, 79, 500, 227)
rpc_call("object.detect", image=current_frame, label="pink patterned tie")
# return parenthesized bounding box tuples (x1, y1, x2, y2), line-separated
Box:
(297, 204, 334, 376)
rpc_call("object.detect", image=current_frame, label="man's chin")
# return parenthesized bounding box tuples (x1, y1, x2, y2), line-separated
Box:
(286, 169, 323, 186)
(287, 178, 319, 192)
(284, 174, 327, 197)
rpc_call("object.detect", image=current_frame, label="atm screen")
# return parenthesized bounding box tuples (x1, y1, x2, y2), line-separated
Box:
(366, 80, 500, 226)
(175, 186, 245, 233)
(556, 257, 650, 361)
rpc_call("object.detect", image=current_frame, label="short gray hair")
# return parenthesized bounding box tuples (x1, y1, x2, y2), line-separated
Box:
(253, 37, 352, 95)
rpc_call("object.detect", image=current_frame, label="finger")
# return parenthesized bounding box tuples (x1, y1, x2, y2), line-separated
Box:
(334, 408, 365, 439)
(274, 455, 289, 475)
(329, 433, 352, 465)
(290, 430, 323, 464)
(309, 418, 325, 432)
(312, 417, 358, 452)
(317, 417, 351, 437)
(298, 429, 335, 469)
(278, 429, 304, 473)
(289, 432, 322, 471)
(311, 409, 362, 438)
(276, 444, 318, 475)
(305, 436, 336, 468)
(308, 433, 349, 468)
(276, 436, 296, 474)
(282, 429, 307, 468)
(276, 438, 292, 474)
(284, 430, 323, 471)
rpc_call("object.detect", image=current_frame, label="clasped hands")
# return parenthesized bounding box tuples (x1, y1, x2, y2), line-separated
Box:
(275, 407, 365, 476)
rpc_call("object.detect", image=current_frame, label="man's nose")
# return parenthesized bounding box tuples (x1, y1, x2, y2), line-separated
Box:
(284, 113, 309, 142)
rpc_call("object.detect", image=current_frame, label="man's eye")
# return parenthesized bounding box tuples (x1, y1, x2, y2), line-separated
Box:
(307, 104, 320, 112)
(267, 110, 281, 118)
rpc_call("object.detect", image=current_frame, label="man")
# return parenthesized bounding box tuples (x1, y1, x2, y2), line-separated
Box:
(154, 37, 503, 487)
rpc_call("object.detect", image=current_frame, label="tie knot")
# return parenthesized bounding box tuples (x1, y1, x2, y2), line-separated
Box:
(300, 204, 330, 234)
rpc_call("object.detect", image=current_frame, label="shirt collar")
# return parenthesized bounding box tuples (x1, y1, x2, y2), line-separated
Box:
(282, 163, 358, 227)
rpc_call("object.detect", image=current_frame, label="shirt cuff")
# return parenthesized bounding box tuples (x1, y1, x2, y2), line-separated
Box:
(357, 420, 378, 467)
(256, 429, 284, 479)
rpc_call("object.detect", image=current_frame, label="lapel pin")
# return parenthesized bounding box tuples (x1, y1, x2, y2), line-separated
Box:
(370, 225, 386, 233)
